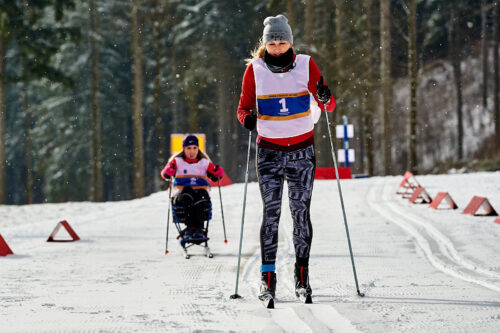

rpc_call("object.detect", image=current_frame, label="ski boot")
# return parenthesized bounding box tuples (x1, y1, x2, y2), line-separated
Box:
(294, 264, 312, 303)
(259, 271, 276, 308)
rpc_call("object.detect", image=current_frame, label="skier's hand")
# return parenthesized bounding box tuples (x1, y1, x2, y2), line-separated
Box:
(165, 165, 176, 177)
(213, 165, 224, 179)
(244, 114, 257, 131)
(316, 76, 331, 104)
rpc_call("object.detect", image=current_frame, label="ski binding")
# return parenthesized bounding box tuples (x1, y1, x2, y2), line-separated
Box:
(259, 294, 274, 309)
(296, 288, 312, 304)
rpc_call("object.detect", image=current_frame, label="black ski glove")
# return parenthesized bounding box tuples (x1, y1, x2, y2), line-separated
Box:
(244, 114, 257, 131)
(207, 172, 219, 182)
(316, 76, 331, 104)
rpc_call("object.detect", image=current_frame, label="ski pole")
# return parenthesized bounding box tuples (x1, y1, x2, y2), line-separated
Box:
(322, 102, 365, 297)
(165, 180, 172, 255)
(230, 129, 252, 299)
(218, 179, 228, 243)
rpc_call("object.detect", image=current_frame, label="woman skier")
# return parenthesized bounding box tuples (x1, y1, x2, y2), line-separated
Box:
(236, 14, 335, 305)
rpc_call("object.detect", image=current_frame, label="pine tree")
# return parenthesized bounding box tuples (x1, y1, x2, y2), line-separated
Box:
(89, 0, 103, 202)
(494, 1, 500, 145)
(380, 0, 392, 175)
(0, 0, 78, 204)
(0, 10, 7, 204)
(408, 0, 418, 173)
(362, 0, 377, 176)
(130, 0, 146, 198)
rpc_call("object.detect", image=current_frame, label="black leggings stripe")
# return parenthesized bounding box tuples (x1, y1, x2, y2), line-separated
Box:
(257, 145, 315, 265)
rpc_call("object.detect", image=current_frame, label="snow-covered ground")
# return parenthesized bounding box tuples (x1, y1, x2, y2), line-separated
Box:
(1, 172, 500, 332)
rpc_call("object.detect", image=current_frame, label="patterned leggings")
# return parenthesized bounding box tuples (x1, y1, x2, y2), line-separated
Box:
(257, 145, 315, 266)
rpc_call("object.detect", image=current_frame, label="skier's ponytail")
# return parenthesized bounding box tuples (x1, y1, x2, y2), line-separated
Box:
(245, 39, 265, 65)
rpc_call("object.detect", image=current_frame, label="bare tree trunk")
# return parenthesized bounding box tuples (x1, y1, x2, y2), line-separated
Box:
(23, 77, 32, 204)
(186, 96, 198, 133)
(363, 0, 375, 176)
(214, 27, 233, 174)
(380, 0, 392, 174)
(305, 0, 314, 46)
(153, 0, 165, 172)
(90, 0, 103, 201)
(171, 51, 180, 132)
(356, 97, 365, 173)
(286, 0, 296, 31)
(482, 0, 489, 110)
(0, 27, 6, 204)
(408, 0, 418, 173)
(334, 0, 344, 125)
(216, 69, 229, 173)
(131, 0, 146, 197)
(449, 8, 464, 160)
(313, 0, 332, 168)
(494, 1, 500, 145)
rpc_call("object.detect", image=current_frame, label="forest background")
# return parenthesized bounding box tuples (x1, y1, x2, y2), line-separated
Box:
(0, 0, 499, 205)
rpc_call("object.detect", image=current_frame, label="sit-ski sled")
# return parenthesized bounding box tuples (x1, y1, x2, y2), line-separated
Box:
(172, 199, 214, 259)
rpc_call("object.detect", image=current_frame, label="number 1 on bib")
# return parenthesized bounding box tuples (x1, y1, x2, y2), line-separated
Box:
(279, 98, 289, 114)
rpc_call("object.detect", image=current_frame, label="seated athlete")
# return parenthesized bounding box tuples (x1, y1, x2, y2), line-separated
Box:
(160, 134, 224, 239)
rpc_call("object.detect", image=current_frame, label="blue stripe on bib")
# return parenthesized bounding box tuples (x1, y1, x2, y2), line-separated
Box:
(174, 176, 210, 188)
(257, 92, 310, 119)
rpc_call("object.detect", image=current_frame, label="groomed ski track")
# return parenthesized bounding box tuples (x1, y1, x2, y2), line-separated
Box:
(368, 178, 500, 292)
(1, 173, 499, 332)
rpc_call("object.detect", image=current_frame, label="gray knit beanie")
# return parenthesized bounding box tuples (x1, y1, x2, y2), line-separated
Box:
(262, 15, 293, 45)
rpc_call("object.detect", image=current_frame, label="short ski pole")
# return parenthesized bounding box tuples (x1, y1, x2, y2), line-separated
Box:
(165, 180, 172, 255)
(230, 130, 252, 299)
(322, 102, 365, 297)
(218, 179, 228, 243)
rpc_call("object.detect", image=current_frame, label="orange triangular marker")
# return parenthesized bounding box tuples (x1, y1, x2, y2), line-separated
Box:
(494, 216, 500, 224)
(0, 234, 13, 256)
(429, 192, 458, 209)
(47, 220, 80, 242)
(462, 196, 498, 216)
(409, 186, 432, 204)
(396, 171, 420, 196)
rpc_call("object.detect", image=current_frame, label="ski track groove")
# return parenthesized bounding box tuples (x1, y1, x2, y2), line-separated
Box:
(368, 178, 500, 293)
(239, 196, 349, 332)
(383, 180, 500, 280)
(269, 307, 315, 332)
(240, 238, 314, 332)
(308, 305, 362, 333)
(277, 197, 360, 332)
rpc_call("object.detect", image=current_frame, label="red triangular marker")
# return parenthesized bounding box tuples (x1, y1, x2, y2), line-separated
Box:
(47, 220, 80, 242)
(409, 186, 432, 204)
(396, 171, 420, 195)
(463, 196, 498, 216)
(429, 192, 458, 209)
(0, 234, 13, 256)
